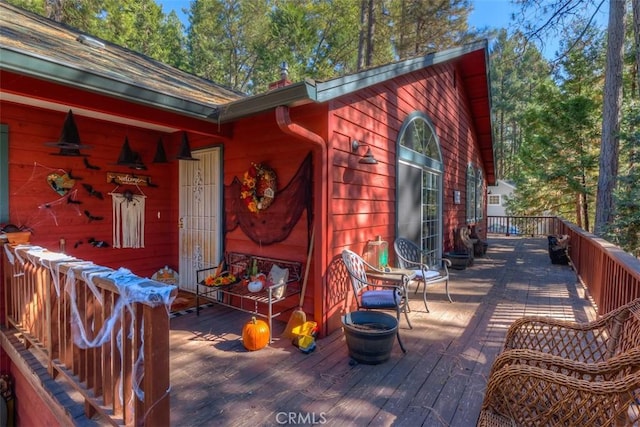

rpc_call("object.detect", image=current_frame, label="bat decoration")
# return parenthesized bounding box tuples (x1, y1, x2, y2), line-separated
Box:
(82, 183, 103, 200)
(88, 237, 109, 248)
(84, 210, 104, 222)
(83, 157, 100, 170)
(67, 170, 82, 180)
(67, 195, 82, 205)
(74, 240, 83, 249)
(146, 177, 158, 188)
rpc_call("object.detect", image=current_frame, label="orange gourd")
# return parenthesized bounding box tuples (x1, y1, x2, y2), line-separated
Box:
(242, 317, 269, 351)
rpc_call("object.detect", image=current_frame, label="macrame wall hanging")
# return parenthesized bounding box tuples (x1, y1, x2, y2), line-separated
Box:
(110, 187, 146, 248)
(225, 152, 313, 246)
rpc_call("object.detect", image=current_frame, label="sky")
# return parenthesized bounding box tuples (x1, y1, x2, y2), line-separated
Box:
(157, 0, 518, 33)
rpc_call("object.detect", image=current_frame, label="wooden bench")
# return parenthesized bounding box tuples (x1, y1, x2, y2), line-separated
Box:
(195, 252, 302, 342)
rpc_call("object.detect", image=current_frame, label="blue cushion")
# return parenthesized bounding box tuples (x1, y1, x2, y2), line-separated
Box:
(361, 290, 398, 308)
(414, 269, 441, 280)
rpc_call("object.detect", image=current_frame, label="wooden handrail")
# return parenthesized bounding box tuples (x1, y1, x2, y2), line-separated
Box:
(487, 215, 563, 236)
(1, 244, 176, 425)
(557, 219, 640, 315)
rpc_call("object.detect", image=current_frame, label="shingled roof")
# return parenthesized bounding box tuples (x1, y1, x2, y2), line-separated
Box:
(0, 2, 245, 119)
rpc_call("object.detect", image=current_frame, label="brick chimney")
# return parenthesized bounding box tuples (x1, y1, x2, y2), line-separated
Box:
(268, 61, 292, 90)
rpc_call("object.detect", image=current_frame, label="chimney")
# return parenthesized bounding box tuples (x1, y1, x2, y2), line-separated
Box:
(268, 61, 292, 90)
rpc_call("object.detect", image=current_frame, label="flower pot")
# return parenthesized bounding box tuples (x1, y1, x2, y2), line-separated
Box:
(342, 311, 398, 365)
(5, 231, 31, 245)
(444, 252, 469, 270)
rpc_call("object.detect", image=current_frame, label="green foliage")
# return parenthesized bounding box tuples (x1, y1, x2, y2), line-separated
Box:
(607, 103, 640, 257)
(388, 0, 475, 57)
(490, 30, 550, 180)
(505, 21, 604, 231)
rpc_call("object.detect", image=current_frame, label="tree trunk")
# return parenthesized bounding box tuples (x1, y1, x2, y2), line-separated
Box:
(575, 193, 583, 228)
(594, 0, 625, 235)
(633, 0, 640, 98)
(366, 0, 375, 67)
(357, 0, 367, 71)
(582, 174, 589, 232)
(45, 0, 63, 22)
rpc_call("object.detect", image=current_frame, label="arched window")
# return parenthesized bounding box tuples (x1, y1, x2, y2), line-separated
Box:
(397, 112, 443, 259)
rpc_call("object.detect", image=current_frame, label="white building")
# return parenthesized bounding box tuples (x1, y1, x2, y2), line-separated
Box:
(487, 180, 516, 217)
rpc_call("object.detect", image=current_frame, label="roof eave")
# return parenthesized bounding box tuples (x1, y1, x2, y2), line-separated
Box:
(214, 40, 490, 123)
(314, 40, 489, 101)
(215, 80, 317, 123)
(0, 47, 221, 120)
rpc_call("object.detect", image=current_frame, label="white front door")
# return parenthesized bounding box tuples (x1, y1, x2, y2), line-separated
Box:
(178, 147, 223, 293)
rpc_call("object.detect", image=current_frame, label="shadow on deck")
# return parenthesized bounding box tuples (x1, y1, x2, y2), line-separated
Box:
(168, 237, 596, 427)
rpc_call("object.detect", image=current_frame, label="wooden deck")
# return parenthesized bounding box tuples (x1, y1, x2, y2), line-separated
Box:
(167, 237, 597, 427)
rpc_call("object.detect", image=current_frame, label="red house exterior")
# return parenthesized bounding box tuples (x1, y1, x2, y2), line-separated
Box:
(1, 2, 493, 352)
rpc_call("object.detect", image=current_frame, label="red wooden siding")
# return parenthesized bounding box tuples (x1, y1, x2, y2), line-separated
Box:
(328, 61, 486, 265)
(2, 52, 490, 341)
(1, 102, 184, 278)
(222, 104, 329, 322)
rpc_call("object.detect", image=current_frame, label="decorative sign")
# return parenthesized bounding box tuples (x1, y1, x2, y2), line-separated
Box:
(47, 172, 76, 195)
(106, 171, 152, 186)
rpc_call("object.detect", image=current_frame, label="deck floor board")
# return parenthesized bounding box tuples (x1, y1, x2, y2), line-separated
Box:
(169, 237, 594, 426)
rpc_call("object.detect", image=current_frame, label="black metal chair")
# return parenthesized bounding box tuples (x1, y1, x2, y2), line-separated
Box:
(394, 237, 452, 312)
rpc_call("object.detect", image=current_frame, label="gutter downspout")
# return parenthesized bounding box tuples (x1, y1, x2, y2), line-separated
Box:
(275, 106, 328, 336)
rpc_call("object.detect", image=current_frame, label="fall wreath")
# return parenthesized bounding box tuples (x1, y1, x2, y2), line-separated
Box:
(240, 163, 277, 213)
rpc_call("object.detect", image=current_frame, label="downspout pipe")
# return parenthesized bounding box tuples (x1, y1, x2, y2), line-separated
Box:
(275, 105, 328, 335)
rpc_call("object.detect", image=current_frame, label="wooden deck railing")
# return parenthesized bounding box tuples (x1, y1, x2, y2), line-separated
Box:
(1, 244, 176, 426)
(556, 219, 640, 315)
(488, 215, 640, 315)
(487, 215, 563, 237)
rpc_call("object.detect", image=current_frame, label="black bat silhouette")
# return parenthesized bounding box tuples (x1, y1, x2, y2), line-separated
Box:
(82, 183, 103, 200)
(84, 210, 104, 222)
(88, 237, 109, 248)
(67, 170, 82, 180)
(83, 157, 100, 170)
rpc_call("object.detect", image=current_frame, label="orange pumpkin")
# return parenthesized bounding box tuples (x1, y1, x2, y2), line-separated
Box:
(242, 317, 270, 351)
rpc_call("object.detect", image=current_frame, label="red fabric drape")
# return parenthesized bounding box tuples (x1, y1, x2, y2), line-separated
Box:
(225, 152, 313, 245)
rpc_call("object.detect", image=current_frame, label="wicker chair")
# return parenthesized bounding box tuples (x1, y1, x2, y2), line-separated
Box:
(477, 347, 640, 426)
(394, 237, 452, 312)
(502, 297, 640, 362)
(478, 298, 640, 426)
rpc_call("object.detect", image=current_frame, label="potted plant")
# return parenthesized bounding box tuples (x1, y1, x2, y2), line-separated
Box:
(1, 223, 33, 245)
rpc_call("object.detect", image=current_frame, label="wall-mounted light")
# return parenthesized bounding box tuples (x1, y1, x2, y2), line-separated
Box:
(351, 140, 378, 164)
